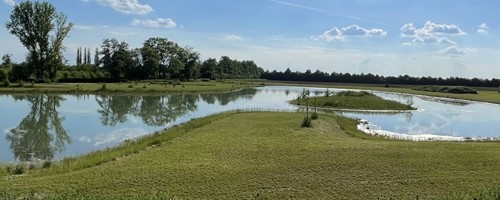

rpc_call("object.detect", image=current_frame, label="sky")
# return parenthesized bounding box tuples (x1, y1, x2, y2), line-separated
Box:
(1, 0, 500, 79)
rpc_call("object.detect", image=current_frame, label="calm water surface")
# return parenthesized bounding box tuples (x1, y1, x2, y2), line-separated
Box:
(1, 86, 500, 162)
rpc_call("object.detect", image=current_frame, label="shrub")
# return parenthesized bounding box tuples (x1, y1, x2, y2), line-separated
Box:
(18, 80, 24, 87)
(4, 166, 11, 174)
(128, 83, 134, 88)
(301, 116, 312, 128)
(11, 164, 25, 175)
(2, 79, 10, 87)
(101, 83, 107, 90)
(42, 160, 52, 169)
(311, 112, 318, 120)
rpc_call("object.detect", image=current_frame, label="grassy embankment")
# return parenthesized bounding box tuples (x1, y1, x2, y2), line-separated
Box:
(0, 80, 261, 94)
(1, 111, 500, 199)
(291, 90, 415, 111)
(266, 80, 500, 105)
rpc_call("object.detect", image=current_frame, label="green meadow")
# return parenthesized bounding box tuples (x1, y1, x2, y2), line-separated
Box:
(1, 111, 499, 199)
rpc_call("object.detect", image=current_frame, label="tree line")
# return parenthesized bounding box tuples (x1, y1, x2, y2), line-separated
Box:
(262, 68, 500, 88)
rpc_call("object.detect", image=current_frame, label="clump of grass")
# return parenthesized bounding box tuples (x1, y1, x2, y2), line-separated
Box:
(311, 112, 318, 120)
(42, 160, 52, 169)
(128, 83, 134, 88)
(301, 116, 312, 127)
(11, 164, 25, 175)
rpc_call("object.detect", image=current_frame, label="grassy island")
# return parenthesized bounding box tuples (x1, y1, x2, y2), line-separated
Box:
(413, 85, 478, 94)
(1, 111, 499, 199)
(291, 90, 415, 111)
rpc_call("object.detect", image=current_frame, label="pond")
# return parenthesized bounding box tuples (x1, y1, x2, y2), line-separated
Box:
(1, 86, 500, 162)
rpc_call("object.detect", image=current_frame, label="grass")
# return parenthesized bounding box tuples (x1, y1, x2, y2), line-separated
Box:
(1, 111, 499, 199)
(413, 85, 478, 94)
(0, 80, 261, 94)
(266, 80, 500, 105)
(291, 90, 415, 110)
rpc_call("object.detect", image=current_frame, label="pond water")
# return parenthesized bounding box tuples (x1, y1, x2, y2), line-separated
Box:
(1, 86, 500, 162)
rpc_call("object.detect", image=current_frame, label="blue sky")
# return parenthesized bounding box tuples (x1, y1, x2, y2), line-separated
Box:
(1, 0, 500, 78)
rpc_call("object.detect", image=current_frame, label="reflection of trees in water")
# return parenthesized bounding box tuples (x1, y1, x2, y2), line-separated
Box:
(96, 95, 197, 127)
(5, 95, 71, 161)
(96, 88, 258, 127)
(199, 88, 258, 106)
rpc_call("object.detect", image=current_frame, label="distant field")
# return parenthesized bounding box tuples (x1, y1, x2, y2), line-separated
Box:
(1, 112, 499, 199)
(266, 80, 500, 105)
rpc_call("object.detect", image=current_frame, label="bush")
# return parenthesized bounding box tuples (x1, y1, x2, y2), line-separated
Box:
(311, 112, 318, 120)
(42, 160, 52, 168)
(11, 164, 25, 175)
(2, 79, 10, 87)
(301, 116, 312, 127)
(101, 83, 107, 90)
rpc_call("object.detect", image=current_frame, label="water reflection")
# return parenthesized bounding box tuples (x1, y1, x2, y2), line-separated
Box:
(3, 89, 259, 161)
(5, 95, 71, 161)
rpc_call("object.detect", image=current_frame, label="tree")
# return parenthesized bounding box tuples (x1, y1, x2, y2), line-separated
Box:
(6, 1, 73, 81)
(86, 48, 92, 64)
(1, 54, 13, 69)
(143, 37, 178, 79)
(76, 47, 82, 66)
(201, 58, 219, 80)
(140, 46, 160, 79)
(94, 48, 99, 67)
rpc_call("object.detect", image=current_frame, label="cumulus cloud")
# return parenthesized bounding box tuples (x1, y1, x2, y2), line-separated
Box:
(3, 0, 15, 6)
(131, 18, 176, 28)
(97, 0, 153, 15)
(401, 21, 465, 45)
(313, 25, 387, 41)
(477, 23, 488, 33)
(438, 46, 472, 57)
(224, 35, 243, 41)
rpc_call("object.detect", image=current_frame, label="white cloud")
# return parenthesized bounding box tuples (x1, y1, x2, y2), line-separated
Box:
(73, 25, 109, 31)
(131, 18, 177, 28)
(3, 0, 15, 6)
(78, 136, 92, 143)
(401, 21, 465, 45)
(438, 46, 473, 57)
(96, 0, 153, 15)
(313, 25, 387, 41)
(224, 35, 243, 41)
(477, 23, 488, 33)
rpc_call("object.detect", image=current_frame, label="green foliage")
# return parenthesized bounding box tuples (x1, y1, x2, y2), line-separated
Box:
(43, 160, 53, 169)
(311, 112, 318, 120)
(9, 62, 31, 81)
(300, 116, 312, 127)
(6, 1, 73, 81)
(413, 85, 478, 94)
(11, 164, 25, 175)
(2, 79, 10, 87)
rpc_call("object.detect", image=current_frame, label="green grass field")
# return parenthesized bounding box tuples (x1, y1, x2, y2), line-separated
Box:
(1, 111, 499, 199)
(0, 80, 261, 94)
(291, 90, 414, 111)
